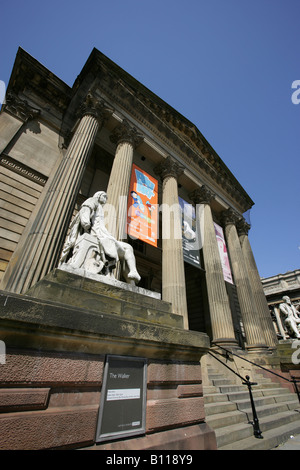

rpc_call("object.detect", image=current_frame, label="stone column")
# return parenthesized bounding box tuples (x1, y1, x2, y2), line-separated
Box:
(190, 186, 238, 348)
(1, 93, 107, 294)
(223, 209, 268, 353)
(237, 219, 278, 348)
(154, 156, 189, 329)
(106, 120, 143, 239)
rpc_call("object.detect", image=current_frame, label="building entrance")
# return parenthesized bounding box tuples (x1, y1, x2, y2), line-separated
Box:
(184, 263, 209, 335)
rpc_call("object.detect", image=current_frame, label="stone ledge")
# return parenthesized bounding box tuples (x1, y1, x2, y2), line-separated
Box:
(26, 269, 182, 329)
(58, 264, 161, 299)
(0, 290, 210, 361)
(82, 423, 217, 450)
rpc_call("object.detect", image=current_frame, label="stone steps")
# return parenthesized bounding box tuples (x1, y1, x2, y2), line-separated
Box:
(203, 358, 300, 450)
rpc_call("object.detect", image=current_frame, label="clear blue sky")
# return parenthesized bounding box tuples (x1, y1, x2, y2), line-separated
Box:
(1, 0, 299, 278)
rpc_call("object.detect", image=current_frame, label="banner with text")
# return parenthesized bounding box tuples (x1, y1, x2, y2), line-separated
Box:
(127, 164, 158, 247)
(214, 222, 233, 284)
(179, 197, 201, 269)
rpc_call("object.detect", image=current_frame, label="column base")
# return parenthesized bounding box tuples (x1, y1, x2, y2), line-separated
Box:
(211, 338, 239, 350)
(246, 344, 270, 354)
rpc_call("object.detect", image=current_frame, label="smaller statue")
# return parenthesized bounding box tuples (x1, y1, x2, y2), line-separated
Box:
(59, 191, 141, 284)
(279, 296, 300, 338)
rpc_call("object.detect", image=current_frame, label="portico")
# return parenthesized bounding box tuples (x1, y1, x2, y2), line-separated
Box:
(0, 47, 280, 450)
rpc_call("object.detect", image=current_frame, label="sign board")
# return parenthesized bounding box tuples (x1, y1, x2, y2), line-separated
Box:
(214, 222, 233, 284)
(179, 197, 201, 269)
(127, 164, 158, 247)
(95, 355, 147, 443)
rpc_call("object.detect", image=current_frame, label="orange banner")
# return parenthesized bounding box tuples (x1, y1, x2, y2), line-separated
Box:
(127, 164, 158, 247)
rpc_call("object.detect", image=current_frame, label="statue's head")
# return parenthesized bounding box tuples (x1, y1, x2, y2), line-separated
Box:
(93, 191, 107, 204)
(282, 296, 291, 304)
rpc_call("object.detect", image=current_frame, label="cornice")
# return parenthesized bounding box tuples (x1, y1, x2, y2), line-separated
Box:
(6, 47, 72, 113)
(5, 48, 254, 213)
(83, 51, 254, 212)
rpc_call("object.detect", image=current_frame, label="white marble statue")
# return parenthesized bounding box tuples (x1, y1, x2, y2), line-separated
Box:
(59, 191, 141, 284)
(279, 296, 300, 338)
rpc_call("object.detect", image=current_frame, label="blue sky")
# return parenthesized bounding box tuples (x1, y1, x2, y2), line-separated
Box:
(1, 0, 299, 278)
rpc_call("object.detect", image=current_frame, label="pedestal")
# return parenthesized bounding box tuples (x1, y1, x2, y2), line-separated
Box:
(0, 271, 216, 450)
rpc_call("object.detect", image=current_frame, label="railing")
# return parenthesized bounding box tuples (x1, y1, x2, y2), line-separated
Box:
(208, 345, 300, 440)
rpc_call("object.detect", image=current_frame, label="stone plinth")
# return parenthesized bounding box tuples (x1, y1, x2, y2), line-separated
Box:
(26, 268, 181, 329)
(0, 285, 215, 450)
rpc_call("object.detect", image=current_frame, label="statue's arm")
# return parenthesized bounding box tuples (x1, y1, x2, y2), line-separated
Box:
(79, 206, 92, 232)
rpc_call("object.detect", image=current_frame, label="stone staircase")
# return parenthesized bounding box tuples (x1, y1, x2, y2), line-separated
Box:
(203, 355, 300, 450)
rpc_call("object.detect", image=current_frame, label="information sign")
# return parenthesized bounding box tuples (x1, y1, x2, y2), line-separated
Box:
(95, 355, 147, 442)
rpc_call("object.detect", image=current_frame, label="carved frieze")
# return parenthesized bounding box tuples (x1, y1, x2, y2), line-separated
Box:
(0, 154, 47, 186)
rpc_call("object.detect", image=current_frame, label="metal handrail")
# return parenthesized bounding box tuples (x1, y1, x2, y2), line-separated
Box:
(208, 350, 263, 439)
(208, 345, 300, 439)
(215, 344, 300, 404)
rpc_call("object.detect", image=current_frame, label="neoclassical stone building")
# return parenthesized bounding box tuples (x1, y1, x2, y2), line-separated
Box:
(0, 47, 280, 450)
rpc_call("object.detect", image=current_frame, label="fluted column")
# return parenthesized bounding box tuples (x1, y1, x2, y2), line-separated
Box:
(237, 219, 278, 348)
(154, 156, 189, 329)
(190, 187, 238, 348)
(1, 93, 107, 294)
(223, 209, 268, 353)
(106, 120, 143, 239)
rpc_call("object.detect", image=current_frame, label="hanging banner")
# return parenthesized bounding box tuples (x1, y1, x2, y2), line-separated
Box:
(214, 222, 233, 284)
(179, 197, 201, 269)
(127, 164, 158, 247)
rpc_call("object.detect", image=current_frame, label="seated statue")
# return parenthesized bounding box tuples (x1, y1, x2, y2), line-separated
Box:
(279, 296, 300, 338)
(59, 191, 141, 284)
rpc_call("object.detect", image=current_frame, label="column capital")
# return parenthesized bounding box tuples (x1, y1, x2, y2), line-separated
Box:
(222, 208, 241, 227)
(189, 185, 215, 205)
(237, 218, 251, 236)
(154, 156, 184, 181)
(109, 119, 143, 148)
(4, 93, 40, 122)
(78, 93, 113, 124)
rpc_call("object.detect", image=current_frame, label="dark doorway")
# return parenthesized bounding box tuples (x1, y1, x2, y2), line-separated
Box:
(184, 262, 209, 334)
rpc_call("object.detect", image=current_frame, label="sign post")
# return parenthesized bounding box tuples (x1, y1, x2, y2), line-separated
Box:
(95, 355, 147, 443)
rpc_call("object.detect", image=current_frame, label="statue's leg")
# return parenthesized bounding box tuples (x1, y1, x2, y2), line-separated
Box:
(117, 243, 141, 284)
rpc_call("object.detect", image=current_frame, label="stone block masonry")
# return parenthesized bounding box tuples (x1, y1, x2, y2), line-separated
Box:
(0, 288, 216, 450)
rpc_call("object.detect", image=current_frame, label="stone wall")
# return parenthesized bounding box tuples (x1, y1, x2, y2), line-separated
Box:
(0, 287, 216, 450)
